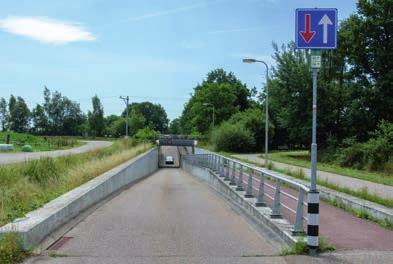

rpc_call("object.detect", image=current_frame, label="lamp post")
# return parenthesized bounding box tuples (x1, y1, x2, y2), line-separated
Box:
(203, 103, 215, 143)
(243, 58, 269, 166)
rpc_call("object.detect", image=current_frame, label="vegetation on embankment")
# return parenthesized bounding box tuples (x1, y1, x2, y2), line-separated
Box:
(0, 138, 151, 227)
(0, 132, 84, 152)
(268, 150, 393, 187)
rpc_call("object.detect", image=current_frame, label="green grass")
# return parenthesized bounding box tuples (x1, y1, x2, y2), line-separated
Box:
(268, 151, 393, 186)
(0, 233, 28, 264)
(325, 197, 393, 229)
(280, 238, 335, 256)
(0, 132, 84, 152)
(0, 139, 151, 227)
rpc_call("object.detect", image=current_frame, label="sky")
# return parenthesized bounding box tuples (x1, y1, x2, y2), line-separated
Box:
(0, 0, 357, 121)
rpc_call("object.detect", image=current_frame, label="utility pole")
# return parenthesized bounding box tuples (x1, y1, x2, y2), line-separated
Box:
(120, 96, 129, 138)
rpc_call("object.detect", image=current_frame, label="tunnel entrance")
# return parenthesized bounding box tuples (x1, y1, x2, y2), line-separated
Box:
(157, 136, 197, 168)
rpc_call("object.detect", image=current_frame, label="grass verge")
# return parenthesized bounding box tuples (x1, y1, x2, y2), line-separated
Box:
(268, 151, 393, 187)
(0, 138, 151, 226)
(0, 132, 85, 152)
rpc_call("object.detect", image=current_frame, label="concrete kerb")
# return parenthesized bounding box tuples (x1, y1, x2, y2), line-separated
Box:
(182, 160, 301, 246)
(0, 148, 159, 250)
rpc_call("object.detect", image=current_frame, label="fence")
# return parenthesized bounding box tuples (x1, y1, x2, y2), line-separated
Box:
(182, 153, 311, 236)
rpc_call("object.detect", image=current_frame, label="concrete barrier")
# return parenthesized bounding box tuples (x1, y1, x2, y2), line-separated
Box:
(182, 159, 298, 246)
(0, 148, 158, 249)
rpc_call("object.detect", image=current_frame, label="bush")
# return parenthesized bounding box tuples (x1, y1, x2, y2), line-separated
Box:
(336, 121, 393, 171)
(21, 145, 33, 152)
(135, 127, 160, 142)
(0, 233, 26, 264)
(213, 122, 255, 152)
(337, 143, 368, 169)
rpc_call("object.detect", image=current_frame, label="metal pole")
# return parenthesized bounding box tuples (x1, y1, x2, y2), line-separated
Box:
(310, 69, 318, 192)
(264, 63, 269, 166)
(308, 66, 320, 255)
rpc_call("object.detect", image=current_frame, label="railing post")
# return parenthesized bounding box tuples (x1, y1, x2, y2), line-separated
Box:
(229, 161, 237, 185)
(224, 159, 230, 181)
(236, 164, 244, 191)
(255, 172, 266, 207)
(245, 169, 254, 198)
(271, 179, 282, 218)
(215, 155, 219, 172)
(293, 188, 305, 235)
(219, 157, 225, 177)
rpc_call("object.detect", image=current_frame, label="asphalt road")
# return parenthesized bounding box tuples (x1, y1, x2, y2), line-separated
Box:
(233, 153, 393, 201)
(25, 168, 393, 264)
(27, 169, 287, 264)
(0, 140, 113, 165)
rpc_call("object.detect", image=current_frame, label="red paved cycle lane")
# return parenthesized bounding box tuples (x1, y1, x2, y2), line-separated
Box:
(228, 169, 393, 250)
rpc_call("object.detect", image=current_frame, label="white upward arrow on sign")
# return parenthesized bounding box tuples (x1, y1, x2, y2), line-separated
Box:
(318, 14, 333, 44)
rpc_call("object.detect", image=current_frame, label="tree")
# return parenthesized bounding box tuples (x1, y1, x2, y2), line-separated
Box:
(179, 69, 253, 134)
(8, 96, 30, 132)
(0, 98, 8, 130)
(342, 0, 393, 125)
(228, 107, 274, 151)
(33, 88, 85, 135)
(88, 95, 105, 137)
(123, 102, 169, 132)
(31, 104, 48, 134)
(169, 118, 181, 134)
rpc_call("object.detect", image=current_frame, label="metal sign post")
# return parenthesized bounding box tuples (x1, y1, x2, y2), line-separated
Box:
(295, 8, 337, 255)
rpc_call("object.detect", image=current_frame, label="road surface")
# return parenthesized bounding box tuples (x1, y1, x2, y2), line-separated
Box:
(0, 141, 113, 165)
(25, 168, 393, 264)
(233, 153, 393, 200)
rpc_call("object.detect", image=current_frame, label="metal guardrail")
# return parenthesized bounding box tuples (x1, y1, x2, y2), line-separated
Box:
(182, 153, 310, 235)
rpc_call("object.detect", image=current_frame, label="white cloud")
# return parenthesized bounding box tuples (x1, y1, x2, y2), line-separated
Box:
(0, 16, 95, 44)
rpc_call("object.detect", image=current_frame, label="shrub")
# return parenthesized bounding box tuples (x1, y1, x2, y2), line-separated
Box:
(21, 145, 33, 152)
(213, 122, 255, 152)
(135, 127, 160, 142)
(337, 143, 368, 169)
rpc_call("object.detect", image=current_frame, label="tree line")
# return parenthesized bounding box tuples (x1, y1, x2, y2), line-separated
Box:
(0, 87, 169, 138)
(172, 0, 393, 172)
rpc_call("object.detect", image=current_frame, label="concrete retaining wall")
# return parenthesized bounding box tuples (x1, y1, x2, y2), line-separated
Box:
(0, 148, 158, 249)
(182, 160, 298, 246)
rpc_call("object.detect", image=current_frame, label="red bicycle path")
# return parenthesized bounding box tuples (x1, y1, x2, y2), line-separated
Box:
(226, 169, 393, 251)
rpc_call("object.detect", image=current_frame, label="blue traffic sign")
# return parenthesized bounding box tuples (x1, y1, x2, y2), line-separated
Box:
(295, 8, 338, 49)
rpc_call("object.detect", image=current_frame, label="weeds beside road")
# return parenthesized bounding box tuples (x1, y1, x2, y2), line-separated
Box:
(0, 139, 150, 227)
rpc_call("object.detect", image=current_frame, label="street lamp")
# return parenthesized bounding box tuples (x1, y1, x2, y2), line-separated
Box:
(203, 103, 215, 142)
(243, 58, 269, 166)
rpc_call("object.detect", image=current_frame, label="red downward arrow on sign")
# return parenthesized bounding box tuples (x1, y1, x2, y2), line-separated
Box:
(300, 14, 315, 43)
